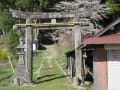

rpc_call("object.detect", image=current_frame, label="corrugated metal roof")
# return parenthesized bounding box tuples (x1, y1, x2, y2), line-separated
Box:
(82, 34, 120, 45)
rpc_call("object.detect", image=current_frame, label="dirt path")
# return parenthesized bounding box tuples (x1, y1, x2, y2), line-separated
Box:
(45, 45, 57, 68)
(33, 44, 76, 90)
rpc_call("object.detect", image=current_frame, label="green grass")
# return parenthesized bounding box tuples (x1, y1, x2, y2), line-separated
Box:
(0, 45, 76, 90)
(0, 38, 15, 86)
(0, 67, 13, 87)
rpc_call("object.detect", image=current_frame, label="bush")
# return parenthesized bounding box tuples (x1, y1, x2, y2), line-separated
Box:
(7, 30, 19, 55)
(0, 48, 8, 61)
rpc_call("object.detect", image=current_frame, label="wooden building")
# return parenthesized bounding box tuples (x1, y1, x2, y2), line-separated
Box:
(81, 18, 120, 90)
(65, 50, 75, 78)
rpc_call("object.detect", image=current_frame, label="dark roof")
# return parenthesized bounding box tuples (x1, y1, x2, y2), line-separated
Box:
(82, 34, 120, 45)
(96, 18, 120, 37)
(80, 18, 120, 47)
(65, 50, 75, 58)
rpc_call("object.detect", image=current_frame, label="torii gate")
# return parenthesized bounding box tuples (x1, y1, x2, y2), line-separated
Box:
(10, 9, 89, 85)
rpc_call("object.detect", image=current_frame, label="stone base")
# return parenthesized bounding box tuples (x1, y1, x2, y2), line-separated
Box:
(13, 78, 20, 86)
(72, 76, 81, 86)
(12, 78, 33, 86)
(23, 82, 33, 86)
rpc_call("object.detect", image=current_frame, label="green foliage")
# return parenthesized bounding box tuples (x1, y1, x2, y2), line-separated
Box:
(0, 0, 62, 12)
(7, 30, 19, 55)
(106, 0, 120, 18)
(0, 0, 15, 11)
(0, 11, 17, 56)
(0, 48, 8, 61)
(15, 0, 33, 11)
(0, 12, 15, 33)
(15, 0, 62, 11)
(39, 0, 61, 11)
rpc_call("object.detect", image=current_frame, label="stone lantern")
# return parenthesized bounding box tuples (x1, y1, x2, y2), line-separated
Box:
(16, 37, 25, 65)
(12, 37, 26, 85)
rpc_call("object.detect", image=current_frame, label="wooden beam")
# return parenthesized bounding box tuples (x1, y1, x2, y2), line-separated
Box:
(10, 9, 89, 19)
(16, 23, 75, 27)
(14, 22, 89, 30)
(14, 22, 89, 31)
(16, 27, 73, 30)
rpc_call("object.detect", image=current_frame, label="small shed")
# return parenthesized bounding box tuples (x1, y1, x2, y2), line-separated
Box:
(81, 18, 120, 90)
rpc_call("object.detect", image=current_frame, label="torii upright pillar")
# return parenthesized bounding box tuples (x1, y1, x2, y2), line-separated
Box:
(73, 23, 83, 85)
(24, 18, 33, 83)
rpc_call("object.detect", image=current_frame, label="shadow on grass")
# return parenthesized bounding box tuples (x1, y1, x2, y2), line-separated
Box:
(0, 75, 12, 81)
(34, 74, 66, 84)
(36, 74, 56, 80)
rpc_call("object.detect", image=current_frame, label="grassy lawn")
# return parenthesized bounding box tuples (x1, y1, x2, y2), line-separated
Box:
(0, 45, 76, 90)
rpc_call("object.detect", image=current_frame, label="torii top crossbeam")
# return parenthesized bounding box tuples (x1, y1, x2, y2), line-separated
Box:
(10, 9, 89, 19)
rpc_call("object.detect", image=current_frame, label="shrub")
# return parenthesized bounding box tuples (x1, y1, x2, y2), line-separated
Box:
(6, 30, 19, 55)
(0, 48, 8, 61)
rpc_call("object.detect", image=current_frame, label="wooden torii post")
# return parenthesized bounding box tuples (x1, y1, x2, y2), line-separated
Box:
(24, 18, 33, 83)
(10, 9, 88, 85)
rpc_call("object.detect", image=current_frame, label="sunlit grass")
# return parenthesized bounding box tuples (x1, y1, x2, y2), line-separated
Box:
(0, 45, 76, 90)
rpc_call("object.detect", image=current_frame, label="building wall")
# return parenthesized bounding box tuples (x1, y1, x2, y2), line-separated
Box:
(94, 48, 107, 90)
(105, 44, 120, 90)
